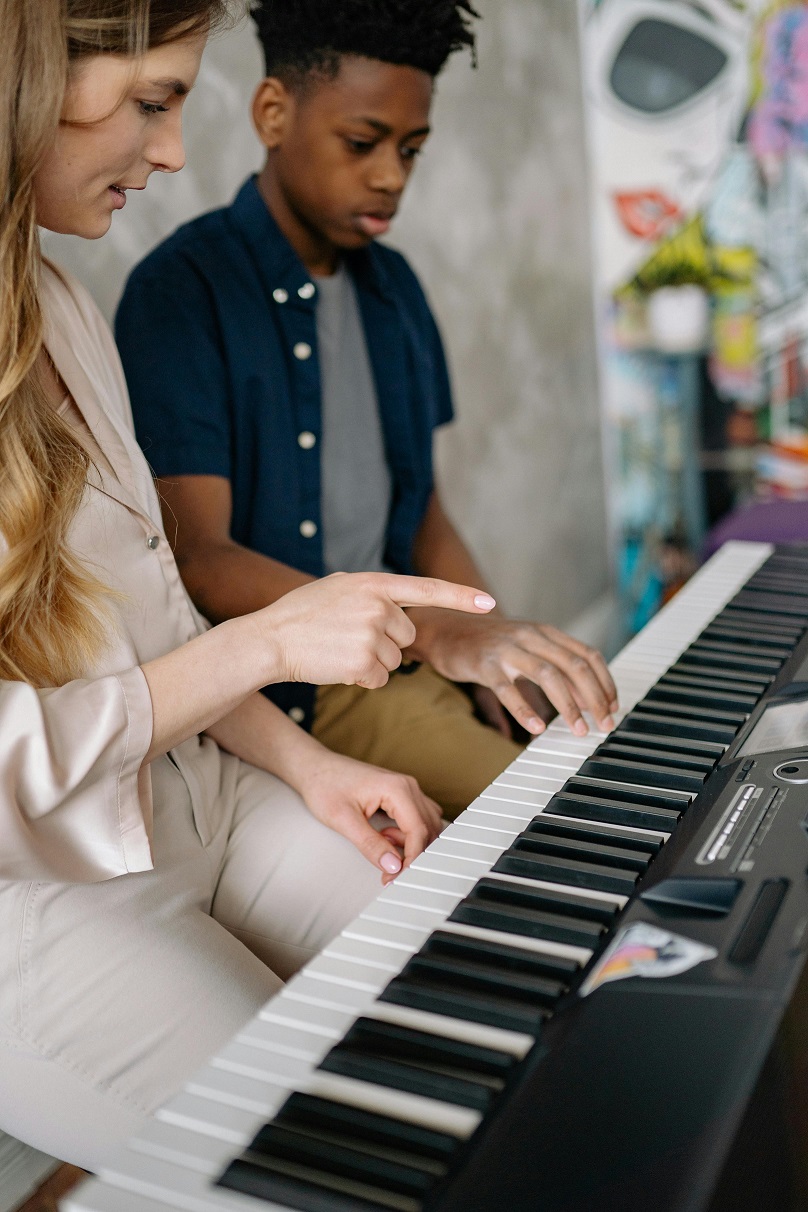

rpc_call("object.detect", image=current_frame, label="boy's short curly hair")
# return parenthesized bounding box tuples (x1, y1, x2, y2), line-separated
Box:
(250, 0, 480, 84)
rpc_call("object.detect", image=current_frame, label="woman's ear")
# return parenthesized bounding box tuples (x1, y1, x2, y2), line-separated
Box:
(251, 77, 291, 151)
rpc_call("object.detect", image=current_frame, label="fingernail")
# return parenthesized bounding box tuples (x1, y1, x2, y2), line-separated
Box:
(526, 716, 544, 734)
(574, 719, 588, 737)
(600, 716, 615, 732)
(610, 700, 620, 713)
(380, 852, 402, 875)
(474, 594, 497, 611)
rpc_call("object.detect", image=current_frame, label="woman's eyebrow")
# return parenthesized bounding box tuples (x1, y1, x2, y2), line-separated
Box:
(146, 78, 189, 96)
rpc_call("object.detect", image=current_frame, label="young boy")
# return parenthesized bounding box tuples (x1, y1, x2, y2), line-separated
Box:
(116, 0, 617, 818)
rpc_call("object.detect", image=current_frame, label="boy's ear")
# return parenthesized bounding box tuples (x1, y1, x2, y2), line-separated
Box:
(252, 77, 292, 150)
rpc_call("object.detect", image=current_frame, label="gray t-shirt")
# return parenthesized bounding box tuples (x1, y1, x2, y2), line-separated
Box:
(315, 266, 392, 574)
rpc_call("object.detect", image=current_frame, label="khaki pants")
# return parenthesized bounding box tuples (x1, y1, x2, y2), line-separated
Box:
(0, 755, 380, 1172)
(313, 665, 524, 820)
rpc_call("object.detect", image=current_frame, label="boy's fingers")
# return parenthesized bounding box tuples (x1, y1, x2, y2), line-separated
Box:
(381, 575, 496, 615)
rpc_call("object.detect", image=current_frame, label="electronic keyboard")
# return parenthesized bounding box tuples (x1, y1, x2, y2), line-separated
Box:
(65, 539, 808, 1212)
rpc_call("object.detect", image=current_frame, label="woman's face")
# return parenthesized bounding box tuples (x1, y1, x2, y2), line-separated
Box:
(34, 30, 207, 238)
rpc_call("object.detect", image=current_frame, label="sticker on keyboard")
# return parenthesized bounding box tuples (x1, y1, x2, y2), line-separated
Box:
(579, 922, 717, 996)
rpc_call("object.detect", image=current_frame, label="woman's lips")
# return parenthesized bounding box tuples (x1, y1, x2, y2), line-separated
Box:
(356, 213, 393, 237)
(614, 190, 682, 240)
(109, 185, 127, 210)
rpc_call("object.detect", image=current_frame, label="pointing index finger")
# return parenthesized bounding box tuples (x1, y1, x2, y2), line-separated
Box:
(381, 574, 496, 615)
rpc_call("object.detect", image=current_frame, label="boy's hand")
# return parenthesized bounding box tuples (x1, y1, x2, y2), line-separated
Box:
(295, 750, 444, 884)
(407, 611, 618, 738)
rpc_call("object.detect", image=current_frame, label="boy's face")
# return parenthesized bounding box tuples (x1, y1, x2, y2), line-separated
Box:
(255, 55, 434, 256)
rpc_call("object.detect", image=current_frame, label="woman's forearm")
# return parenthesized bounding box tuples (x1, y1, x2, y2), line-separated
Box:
(205, 690, 324, 789)
(140, 612, 281, 763)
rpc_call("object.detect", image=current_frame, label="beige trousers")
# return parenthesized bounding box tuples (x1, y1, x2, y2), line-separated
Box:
(314, 665, 524, 820)
(0, 755, 380, 1172)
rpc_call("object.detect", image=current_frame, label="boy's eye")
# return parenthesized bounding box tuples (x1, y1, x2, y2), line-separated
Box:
(402, 146, 423, 161)
(346, 138, 376, 153)
(139, 101, 169, 115)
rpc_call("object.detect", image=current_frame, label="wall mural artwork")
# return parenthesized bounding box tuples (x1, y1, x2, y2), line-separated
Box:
(581, 0, 808, 635)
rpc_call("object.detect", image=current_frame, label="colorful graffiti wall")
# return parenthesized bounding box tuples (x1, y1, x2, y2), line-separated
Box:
(581, 0, 808, 635)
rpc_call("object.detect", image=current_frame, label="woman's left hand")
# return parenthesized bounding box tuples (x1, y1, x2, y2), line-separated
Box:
(296, 752, 444, 884)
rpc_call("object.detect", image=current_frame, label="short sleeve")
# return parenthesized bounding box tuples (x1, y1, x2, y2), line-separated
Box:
(115, 254, 232, 480)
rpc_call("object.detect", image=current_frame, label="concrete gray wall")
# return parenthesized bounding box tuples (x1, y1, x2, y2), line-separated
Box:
(45, 0, 612, 638)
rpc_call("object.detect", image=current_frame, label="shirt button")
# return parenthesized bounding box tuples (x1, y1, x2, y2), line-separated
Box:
(288, 706, 306, 724)
(273, 288, 289, 304)
(297, 431, 317, 450)
(298, 282, 316, 300)
(299, 519, 318, 539)
(146, 535, 160, 550)
(293, 342, 313, 361)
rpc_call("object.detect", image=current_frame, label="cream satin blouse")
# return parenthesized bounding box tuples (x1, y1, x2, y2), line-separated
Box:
(1, 265, 225, 884)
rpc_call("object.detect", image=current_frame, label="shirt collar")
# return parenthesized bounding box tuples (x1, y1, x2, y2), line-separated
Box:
(229, 176, 392, 302)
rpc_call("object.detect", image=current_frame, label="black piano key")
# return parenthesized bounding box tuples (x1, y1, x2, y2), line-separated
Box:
(252, 1124, 439, 1195)
(472, 876, 617, 925)
(619, 709, 737, 745)
(380, 971, 550, 1037)
(731, 590, 808, 617)
(219, 1141, 428, 1212)
(688, 638, 789, 665)
(716, 609, 803, 638)
(608, 727, 725, 761)
(526, 813, 663, 855)
(566, 776, 687, 812)
(678, 646, 781, 676)
(493, 848, 638, 896)
(658, 671, 768, 701)
(645, 682, 758, 712)
(318, 1050, 497, 1112)
(448, 898, 605, 949)
(401, 954, 567, 1014)
(510, 827, 653, 872)
(350, 1017, 514, 1074)
(596, 739, 716, 774)
(277, 1092, 459, 1164)
(422, 929, 581, 982)
(549, 790, 681, 833)
(578, 755, 705, 794)
(701, 624, 797, 652)
(630, 700, 749, 728)
(669, 659, 772, 691)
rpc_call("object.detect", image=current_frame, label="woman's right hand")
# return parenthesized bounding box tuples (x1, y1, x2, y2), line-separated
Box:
(256, 572, 497, 689)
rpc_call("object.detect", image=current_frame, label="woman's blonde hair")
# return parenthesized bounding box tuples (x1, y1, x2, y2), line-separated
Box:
(0, 0, 232, 687)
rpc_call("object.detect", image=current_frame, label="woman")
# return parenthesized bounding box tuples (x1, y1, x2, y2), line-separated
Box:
(0, 0, 495, 1170)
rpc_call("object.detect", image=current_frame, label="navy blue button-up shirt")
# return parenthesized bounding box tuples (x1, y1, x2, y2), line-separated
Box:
(116, 177, 454, 728)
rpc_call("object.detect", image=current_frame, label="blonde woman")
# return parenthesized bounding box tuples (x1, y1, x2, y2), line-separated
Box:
(0, 0, 496, 1170)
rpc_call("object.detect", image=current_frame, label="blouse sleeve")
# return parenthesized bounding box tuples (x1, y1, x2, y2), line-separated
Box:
(0, 665, 155, 883)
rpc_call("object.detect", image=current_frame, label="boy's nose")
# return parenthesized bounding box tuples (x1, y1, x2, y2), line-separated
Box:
(368, 148, 407, 195)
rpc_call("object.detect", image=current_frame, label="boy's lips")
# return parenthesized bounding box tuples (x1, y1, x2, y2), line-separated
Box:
(355, 213, 394, 237)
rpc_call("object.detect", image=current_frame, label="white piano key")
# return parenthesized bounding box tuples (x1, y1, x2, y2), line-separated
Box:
(388, 866, 478, 897)
(437, 918, 592, 965)
(323, 934, 417, 973)
(376, 882, 464, 914)
(485, 870, 627, 909)
(236, 1017, 331, 1061)
(259, 996, 354, 1039)
(62, 1178, 180, 1212)
(185, 1066, 288, 1117)
(343, 916, 432, 952)
(534, 809, 669, 844)
(439, 823, 523, 850)
(157, 1093, 263, 1142)
(281, 972, 377, 1015)
(480, 785, 554, 808)
(422, 837, 502, 864)
(132, 1120, 244, 1174)
(212, 1040, 313, 1087)
(453, 807, 528, 836)
(410, 848, 493, 879)
(305, 1071, 481, 1139)
(301, 955, 389, 994)
(461, 796, 538, 823)
(363, 1000, 534, 1060)
(359, 901, 453, 933)
(99, 1152, 273, 1212)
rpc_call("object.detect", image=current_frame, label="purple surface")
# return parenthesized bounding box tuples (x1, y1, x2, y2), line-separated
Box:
(704, 499, 808, 558)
